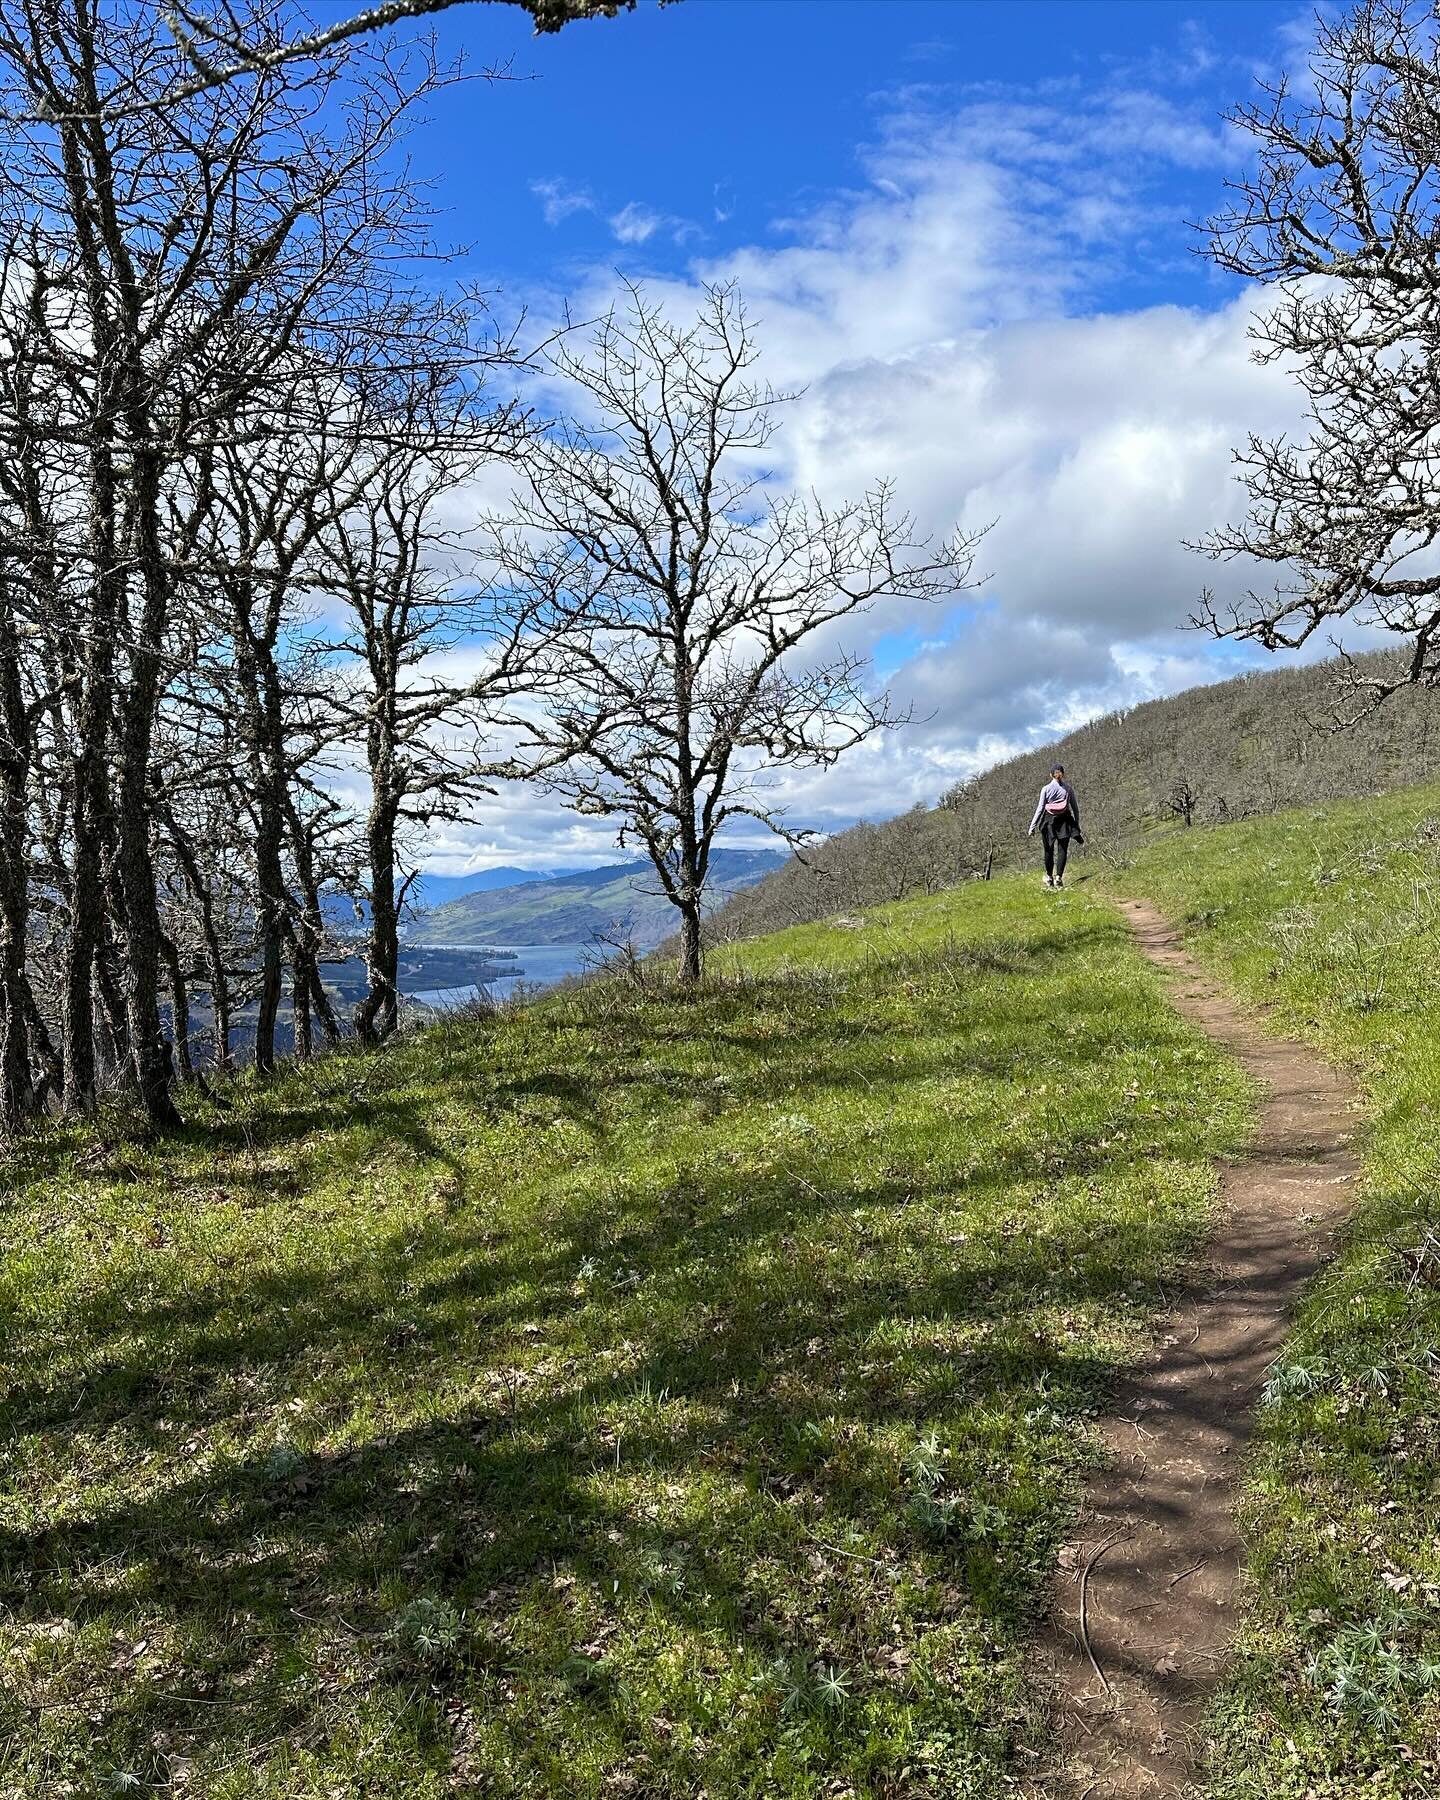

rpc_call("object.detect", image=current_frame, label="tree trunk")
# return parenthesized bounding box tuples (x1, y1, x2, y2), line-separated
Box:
(212, 971, 234, 1074)
(94, 943, 129, 1086)
(113, 429, 181, 1130)
(0, 601, 34, 1130)
(161, 806, 233, 1073)
(677, 899, 702, 985)
(113, 793, 179, 1125)
(0, 923, 32, 1132)
(63, 444, 120, 1115)
(23, 988, 61, 1117)
(284, 826, 342, 1049)
(254, 882, 284, 1074)
(252, 668, 289, 1075)
(230, 585, 291, 1076)
(292, 950, 312, 1060)
(355, 799, 400, 1044)
(62, 807, 104, 1110)
(161, 931, 193, 1081)
(308, 961, 342, 1044)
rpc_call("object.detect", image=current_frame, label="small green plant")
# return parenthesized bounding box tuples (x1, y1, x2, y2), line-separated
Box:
(907, 1490, 963, 1538)
(634, 1543, 690, 1597)
(1261, 1361, 1325, 1405)
(1303, 1615, 1440, 1735)
(905, 1430, 946, 1491)
(813, 1663, 853, 1710)
(760, 1655, 854, 1717)
(391, 1596, 467, 1663)
(263, 1439, 303, 1480)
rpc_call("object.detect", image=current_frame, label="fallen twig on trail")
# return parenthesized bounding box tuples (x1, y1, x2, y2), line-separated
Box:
(1078, 1529, 1131, 1694)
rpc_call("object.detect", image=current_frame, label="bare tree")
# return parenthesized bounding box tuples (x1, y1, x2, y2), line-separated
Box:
(0, 0, 473, 1123)
(489, 285, 985, 982)
(1198, 0, 1440, 707)
(316, 370, 533, 1045)
(1164, 778, 1198, 828)
(0, 0, 518, 1130)
(0, 241, 70, 1128)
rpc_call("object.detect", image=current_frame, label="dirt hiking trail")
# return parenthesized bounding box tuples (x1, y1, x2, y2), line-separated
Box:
(1026, 897, 1362, 1799)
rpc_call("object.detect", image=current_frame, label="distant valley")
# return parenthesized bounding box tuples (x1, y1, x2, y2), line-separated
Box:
(409, 848, 786, 950)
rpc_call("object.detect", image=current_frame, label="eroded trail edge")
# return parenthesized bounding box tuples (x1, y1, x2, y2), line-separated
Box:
(1027, 897, 1361, 1799)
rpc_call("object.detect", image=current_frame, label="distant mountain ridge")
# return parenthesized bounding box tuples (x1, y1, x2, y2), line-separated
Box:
(412, 847, 786, 948)
(322, 865, 570, 933)
(408, 867, 562, 910)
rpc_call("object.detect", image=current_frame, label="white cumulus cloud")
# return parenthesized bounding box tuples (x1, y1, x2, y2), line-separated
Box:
(431, 64, 1339, 861)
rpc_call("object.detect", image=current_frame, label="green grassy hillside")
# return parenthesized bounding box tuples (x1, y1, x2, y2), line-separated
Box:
(0, 879, 1248, 1798)
(1121, 783, 1440, 1798)
(706, 650, 1440, 949)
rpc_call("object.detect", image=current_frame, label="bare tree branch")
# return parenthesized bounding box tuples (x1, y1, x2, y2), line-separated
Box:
(486, 282, 986, 982)
(18, 0, 665, 122)
(1197, 0, 1440, 712)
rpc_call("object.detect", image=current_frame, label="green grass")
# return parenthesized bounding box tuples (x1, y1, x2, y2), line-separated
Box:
(0, 879, 1250, 1799)
(1120, 786, 1440, 1798)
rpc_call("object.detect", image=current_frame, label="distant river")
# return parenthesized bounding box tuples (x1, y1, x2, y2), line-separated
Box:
(407, 943, 592, 1008)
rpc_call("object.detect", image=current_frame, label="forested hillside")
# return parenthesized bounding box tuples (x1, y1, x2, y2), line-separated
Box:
(706, 649, 1440, 944)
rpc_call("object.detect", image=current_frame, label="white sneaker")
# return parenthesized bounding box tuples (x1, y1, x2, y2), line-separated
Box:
(1043, 875, 1054, 889)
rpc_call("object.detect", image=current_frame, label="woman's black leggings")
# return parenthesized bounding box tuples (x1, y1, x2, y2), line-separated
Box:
(1042, 829, 1069, 882)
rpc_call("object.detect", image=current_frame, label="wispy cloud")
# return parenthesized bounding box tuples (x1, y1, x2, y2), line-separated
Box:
(535, 182, 693, 248)
(531, 177, 595, 226)
(609, 201, 663, 244)
(529, 62, 1306, 828)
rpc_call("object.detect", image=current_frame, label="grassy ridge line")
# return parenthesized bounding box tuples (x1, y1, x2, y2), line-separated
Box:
(0, 881, 1249, 1798)
(1119, 785, 1440, 1799)
(702, 650, 1440, 952)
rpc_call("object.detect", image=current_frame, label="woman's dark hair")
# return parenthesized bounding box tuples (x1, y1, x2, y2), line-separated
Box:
(1051, 763, 1065, 776)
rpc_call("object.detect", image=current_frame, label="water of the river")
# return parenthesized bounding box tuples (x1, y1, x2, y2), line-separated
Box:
(408, 943, 592, 1008)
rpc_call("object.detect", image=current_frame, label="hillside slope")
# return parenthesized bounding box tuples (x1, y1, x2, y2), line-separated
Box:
(6, 787, 1435, 1797)
(416, 846, 784, 947)
(320, 868, 562, 935)
(705, 649, 1440, 946)
(0, 878, 1249, 1798)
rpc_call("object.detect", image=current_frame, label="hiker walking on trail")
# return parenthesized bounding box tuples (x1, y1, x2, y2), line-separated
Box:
(1028, 764, 1083, 890)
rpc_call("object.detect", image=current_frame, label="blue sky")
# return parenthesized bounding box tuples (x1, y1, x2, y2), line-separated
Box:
(414, 0, 1289, 303)
(371, 0, 1332, 873)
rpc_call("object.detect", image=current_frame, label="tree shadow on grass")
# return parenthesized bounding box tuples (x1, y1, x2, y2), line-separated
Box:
(0, 937, 1234, 1794)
